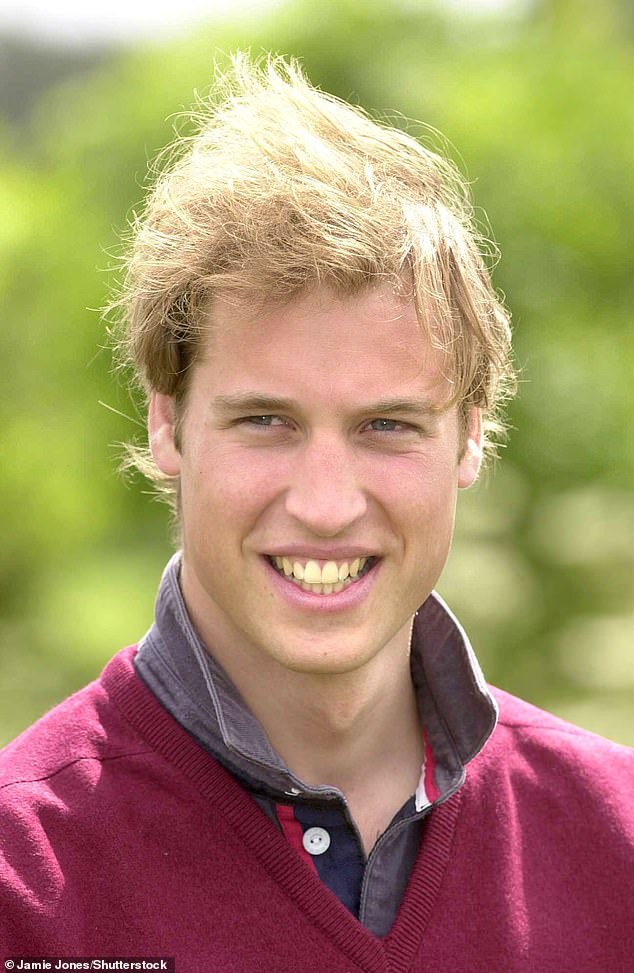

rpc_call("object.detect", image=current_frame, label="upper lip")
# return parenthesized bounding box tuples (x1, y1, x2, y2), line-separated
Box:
(263, 545, 380, 560)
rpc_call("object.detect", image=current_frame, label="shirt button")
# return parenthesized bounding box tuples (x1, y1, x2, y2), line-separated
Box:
(302, 826, 331, 856)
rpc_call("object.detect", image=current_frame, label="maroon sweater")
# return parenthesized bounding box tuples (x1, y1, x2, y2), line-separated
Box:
(1, 647, 632, 972)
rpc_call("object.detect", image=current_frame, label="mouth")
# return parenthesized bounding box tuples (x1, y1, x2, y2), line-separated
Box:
(265, 555, 378, 596)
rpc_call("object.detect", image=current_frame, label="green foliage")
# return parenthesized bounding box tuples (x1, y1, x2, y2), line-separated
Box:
(1, 0, 632, 745)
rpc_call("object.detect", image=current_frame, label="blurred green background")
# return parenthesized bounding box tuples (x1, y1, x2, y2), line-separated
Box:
(1, 0, 632, 747)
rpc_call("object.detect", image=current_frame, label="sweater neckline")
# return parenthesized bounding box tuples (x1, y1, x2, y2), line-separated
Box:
(104, 646, 463, 973)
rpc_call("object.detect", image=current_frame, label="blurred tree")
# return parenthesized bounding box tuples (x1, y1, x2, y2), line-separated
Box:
(0, 36, 112, 126)
(1, 0, 632, 745)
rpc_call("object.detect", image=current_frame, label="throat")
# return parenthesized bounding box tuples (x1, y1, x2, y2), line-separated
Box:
(267, 665, 425, 818)
(329, 723, 426, 856)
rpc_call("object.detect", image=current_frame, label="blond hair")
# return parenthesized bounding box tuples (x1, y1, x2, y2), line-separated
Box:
(115, 54, 516, 498)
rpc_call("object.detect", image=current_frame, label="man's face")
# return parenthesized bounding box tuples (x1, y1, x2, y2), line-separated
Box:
(149, 285, 482, 678)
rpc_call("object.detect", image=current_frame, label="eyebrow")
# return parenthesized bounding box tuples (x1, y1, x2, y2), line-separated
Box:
(211, 393, 300, 415)
(210, 392, 443, 419)
(357, 397, 443, 419)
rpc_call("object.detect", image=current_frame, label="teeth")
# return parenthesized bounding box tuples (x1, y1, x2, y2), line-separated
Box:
(321, 561, 339, 584)
(303, 560, 321, 584)
(271, 554, 373, 590)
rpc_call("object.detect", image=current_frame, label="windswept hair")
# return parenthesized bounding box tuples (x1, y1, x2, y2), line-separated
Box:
(114, 53, 516, 499)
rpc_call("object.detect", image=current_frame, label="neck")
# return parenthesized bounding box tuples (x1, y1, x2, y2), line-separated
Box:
(186, 596, 424, 853)
(254, 648, 420, 789)
(259, 658, 424, 854)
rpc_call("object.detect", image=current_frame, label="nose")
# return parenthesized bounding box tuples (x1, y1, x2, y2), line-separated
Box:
(284, 433, 367, 537)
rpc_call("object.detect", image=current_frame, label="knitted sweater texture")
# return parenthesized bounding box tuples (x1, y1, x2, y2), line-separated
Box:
(1, 647, 632, 972)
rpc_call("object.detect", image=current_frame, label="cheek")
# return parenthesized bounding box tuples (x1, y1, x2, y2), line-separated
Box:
(180, 445, 285, 527)
(367, 454, 458, 510)
(374, 459, 459, 558)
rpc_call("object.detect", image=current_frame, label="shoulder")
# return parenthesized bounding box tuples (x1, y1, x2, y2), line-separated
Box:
(0, 646, 153, 795)
(491, 685, 633, 762)
(475, 686, 634, 829)
(0, 648, 167, 918)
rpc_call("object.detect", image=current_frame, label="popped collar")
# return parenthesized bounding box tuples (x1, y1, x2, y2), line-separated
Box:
(135, 552, 497, 936)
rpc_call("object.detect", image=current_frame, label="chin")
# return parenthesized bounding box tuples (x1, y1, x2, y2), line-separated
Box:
(271, 639, 381, 677)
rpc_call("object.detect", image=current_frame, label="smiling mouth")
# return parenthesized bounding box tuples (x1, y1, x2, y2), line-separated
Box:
(266, 555, 377, 595)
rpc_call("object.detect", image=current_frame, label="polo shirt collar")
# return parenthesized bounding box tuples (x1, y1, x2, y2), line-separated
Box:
(135, 552, 497, 803)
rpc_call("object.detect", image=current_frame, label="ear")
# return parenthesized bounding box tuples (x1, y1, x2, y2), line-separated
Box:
(458, 407, 483, 489)
(148, 393, 181, 477)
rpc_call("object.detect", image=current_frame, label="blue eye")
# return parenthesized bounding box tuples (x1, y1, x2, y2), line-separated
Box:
(368, 418, 404, 432)
(244, 415, 285, 426)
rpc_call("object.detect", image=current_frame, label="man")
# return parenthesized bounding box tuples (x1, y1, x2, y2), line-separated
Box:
(1, 56, 632, 971)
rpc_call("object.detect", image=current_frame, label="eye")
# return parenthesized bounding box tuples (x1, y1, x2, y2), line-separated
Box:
(366, 418, 412, 433)
(242, 415, 287, 427)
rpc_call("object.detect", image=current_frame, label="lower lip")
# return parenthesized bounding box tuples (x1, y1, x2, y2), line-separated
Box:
(263, 558, 380, 613)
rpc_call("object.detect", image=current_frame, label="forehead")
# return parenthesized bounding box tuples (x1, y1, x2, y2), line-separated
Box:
(196, 286, 451, 406)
